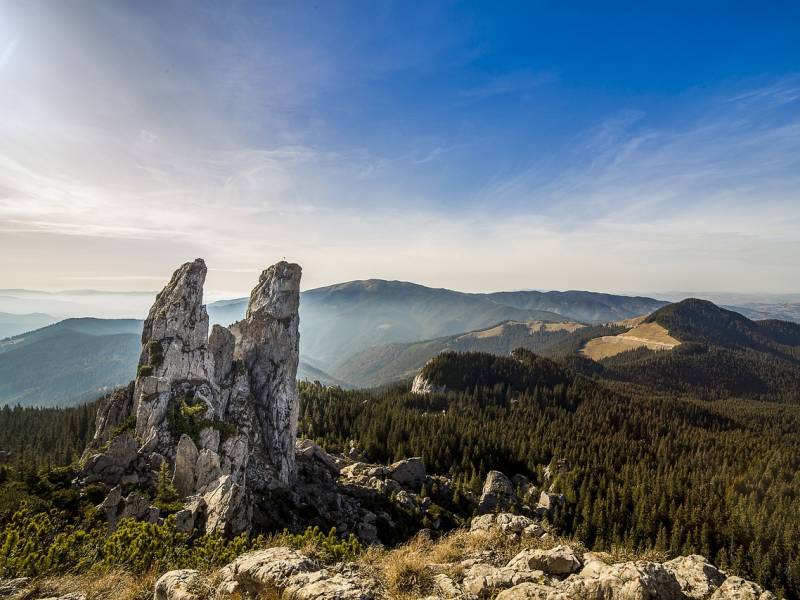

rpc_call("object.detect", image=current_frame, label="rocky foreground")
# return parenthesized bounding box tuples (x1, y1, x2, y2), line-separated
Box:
(1, 518, 776, 599)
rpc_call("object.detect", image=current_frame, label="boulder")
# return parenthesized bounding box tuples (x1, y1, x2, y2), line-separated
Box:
(204, 474, 246, 534)
(664, 554, 726, 599)
(81, 433, 138, 485)
(296, 439, 340, 476)
(559, 560, 683, 600)
(536, 491, 565, 517)
(216, 547, 318, 596)
(478, 470, 518, 513)
(495, 582, 557, 599)
(388, 457, 426, 488)
(154, 570, 202, 600)
(470, 512, 544, 537)
(175, 496, 206, 533)
(283, 568, 378, 599)
(709, 576, 777, 600)
(507, 545, 582, 575)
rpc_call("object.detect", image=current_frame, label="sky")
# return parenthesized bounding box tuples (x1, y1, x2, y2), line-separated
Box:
(0, 1, 799, 298)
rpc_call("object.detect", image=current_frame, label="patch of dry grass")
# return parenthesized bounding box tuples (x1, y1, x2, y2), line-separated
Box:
(581, 321, 680, 360)
(19, 570, 156, 600)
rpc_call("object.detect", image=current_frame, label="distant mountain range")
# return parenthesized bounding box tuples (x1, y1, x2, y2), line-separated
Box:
(0, 312, 58, 339)
(331, 320, 593, 388)
(3, 277, 799, 406)
(0, 318, 142, 407)
(413, 298, 800, 405)
(207, 280, 668, 368)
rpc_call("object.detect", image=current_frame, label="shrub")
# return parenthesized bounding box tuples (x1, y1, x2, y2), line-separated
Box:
(274, 526, 364, 564)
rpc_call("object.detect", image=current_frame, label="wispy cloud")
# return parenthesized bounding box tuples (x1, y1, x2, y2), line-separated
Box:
(458, 70, 554, 99)
(0, 3, 797, 295)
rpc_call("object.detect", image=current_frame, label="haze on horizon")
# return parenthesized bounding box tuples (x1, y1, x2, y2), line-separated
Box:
(1, 2, 799, 297)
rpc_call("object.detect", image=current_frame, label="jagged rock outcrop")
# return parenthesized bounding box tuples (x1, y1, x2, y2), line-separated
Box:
(410, 371, 445, 395)
(80, 258, 302, 535)
(478, 470, 518, 514)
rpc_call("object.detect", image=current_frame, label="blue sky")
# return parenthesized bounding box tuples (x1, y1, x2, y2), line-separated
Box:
(0, 1, 798, 295)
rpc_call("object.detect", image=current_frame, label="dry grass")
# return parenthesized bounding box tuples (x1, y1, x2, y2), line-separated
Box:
(373, 529, 590, 599)
(18, 570, 156, 600)
(581, 322, 680, 360)
(381, 539, 436, 599)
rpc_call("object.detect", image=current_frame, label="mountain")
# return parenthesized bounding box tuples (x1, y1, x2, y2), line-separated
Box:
(483, 290, 667, 324)
(0, 289, 156, 319)
(332, 320, 588, 387)
(0, 317, 143, 354)
(584, 299, 800, 402)
(0, 311, 57, 339)
(300, 280, 668, 367)
(414, 347, 579, 397)
(0, 331, 141, 407)
(724, 302, 800, 322)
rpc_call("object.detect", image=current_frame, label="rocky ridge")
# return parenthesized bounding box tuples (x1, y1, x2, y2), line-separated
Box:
(147, 528, 777, 600)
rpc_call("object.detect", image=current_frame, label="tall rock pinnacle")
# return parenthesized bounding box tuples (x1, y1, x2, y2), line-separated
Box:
(134, 258, 213, 442)
(84, 258, 302, 535)
(139, 258, 212, 382)
(238, 261, 302, 486)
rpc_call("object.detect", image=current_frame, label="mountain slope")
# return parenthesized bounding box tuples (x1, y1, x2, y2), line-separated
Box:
(0, 330, 141, 407)
(0, 317, 143, 354)
(208, 280, 667, 368)
(0, 312, 57, 340)
(299, 280, 566, 366)
(587, 299, 800, 402)
(333, 320, 587, 387)
(484, 290, 667, 324)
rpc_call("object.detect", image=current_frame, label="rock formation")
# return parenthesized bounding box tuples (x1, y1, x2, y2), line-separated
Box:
(81, 258, 302, 534)
(144, 535, 776, 600)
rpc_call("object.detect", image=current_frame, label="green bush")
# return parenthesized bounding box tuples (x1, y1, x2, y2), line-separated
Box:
(274, 526, 364, 564)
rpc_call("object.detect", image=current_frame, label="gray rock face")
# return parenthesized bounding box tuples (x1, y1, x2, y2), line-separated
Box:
(388, 457, 426, 488)
(410, 372, 445, 395)
(215, 547, 378, 599)
(154, 570, 201, 600)
(88, 383, 134, 449)
(507, 545, 582, 576)
(209, 324, 235, 385)
(478, 470, 518, 513)
(237, 261, 302, 488)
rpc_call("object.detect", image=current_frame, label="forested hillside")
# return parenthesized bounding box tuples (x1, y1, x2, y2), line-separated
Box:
(2, 350, 800, 597)
(299, 359, 800, 598)
(586, 299, 800, 402)
(331, 320, 591, 387)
